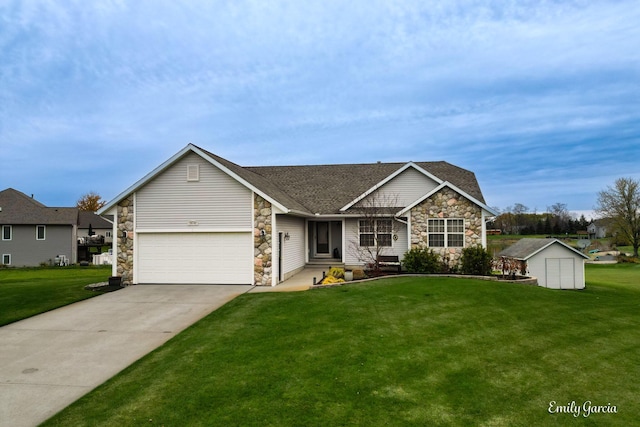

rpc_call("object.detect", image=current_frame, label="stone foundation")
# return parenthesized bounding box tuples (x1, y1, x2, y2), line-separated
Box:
(410, 187, 483, 266)
(116, 195, 134, 286)
(254, 194, 272, 286)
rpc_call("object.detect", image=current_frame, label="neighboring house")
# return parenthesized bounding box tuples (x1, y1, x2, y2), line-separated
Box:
(99, 144, 498, 286)
(587, 220, 608, 239)
(498, 238, 589, 290)
(0, 188, 111, 267)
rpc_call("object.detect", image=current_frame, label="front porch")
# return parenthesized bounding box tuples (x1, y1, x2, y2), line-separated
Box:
(307, 220, 344, 263)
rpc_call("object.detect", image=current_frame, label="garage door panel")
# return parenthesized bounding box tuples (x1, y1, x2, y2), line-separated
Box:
(137, 233, 252, 284)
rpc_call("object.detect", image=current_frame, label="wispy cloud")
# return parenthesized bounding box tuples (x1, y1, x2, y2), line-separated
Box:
(0, 0, 638, 209)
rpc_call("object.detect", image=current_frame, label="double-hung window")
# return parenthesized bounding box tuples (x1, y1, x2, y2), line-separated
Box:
(2, 225, 11, 241)
(428, 219, 464, 248)
(2, 254, 10, 265)
(36, 225, 46, 241)
(359, 219, 393, 247)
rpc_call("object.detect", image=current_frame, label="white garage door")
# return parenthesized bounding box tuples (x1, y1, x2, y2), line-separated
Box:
(545, 258, 575, 289)
(137, 232, 253, 284)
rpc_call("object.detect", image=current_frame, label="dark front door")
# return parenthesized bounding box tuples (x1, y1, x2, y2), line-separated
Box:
(316, 222, 330, 255)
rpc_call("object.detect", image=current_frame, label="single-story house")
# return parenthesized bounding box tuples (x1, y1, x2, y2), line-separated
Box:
(498, 238, 589, 290)
(0, 188, 112, 267)
(98, 144, 498, 286)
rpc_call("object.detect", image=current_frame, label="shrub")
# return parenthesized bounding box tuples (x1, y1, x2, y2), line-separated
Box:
(402, 247, 441, 273)
(460, 245, 493, 276)
(321, 275, 345, 285)
(328, 267, 345, 279)
(352, 269, 367, 280)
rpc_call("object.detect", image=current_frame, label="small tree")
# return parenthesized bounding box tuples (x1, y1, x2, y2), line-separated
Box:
(348, 192, 400, 272)
(76, 192, 106, 212)
(596, 177, 640, 257)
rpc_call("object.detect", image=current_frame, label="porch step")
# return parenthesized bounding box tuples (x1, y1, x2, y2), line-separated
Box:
(306, 259, 344, 269)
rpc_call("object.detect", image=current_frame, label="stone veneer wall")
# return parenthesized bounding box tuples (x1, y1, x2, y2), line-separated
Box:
(116, 195, 134, 286)
(410, 188, 483, 267)
(254, 194, 272, 286)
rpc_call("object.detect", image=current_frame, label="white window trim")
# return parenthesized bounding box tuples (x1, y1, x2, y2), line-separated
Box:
(36, 225, 46, 241)
(428, 218, 465, 248)
(2, 225, 11, 241)
(2, 254, 10, 265)
(358, 219, 393, 248)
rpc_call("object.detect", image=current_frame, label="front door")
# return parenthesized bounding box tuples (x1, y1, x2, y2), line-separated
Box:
(315, 221, 330, 256)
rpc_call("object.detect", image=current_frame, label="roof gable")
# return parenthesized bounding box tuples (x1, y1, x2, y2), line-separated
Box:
(498, 238, 589, 260)
(99, 144, 290, 215)
(340, 162, 443, 212)
(397, 181, 499, 217)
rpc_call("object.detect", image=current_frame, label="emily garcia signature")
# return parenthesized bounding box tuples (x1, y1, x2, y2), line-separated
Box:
(548, 401, 617, 418)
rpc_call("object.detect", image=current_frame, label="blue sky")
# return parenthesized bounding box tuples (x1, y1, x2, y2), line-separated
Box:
(1, 1, 639, 217)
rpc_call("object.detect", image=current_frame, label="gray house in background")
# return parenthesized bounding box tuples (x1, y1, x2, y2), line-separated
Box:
(587, 220, 608, 239)
(0, 188, 110, 267)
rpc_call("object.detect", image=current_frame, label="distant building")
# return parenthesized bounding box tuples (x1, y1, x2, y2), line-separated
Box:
(587, 220, 609, 239)
(0, 188, 111, 266)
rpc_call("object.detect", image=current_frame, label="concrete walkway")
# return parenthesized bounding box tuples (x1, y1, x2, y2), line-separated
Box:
(0, 284, 252, 427)
(250, 267, 325, 293)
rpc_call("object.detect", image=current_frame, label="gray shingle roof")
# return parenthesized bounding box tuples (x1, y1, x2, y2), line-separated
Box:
(498, 238, 588, 260)
(0, 188, 78, 225)
(196, 145, 485, 215)
(78, 211, 113, 229)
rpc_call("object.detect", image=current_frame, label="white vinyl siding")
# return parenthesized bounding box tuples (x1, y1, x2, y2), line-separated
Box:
(356, 167, 439, 208)
(276, 215, 306, 277)
(137, 232, 252, 284)
(136, 152, 252, 231)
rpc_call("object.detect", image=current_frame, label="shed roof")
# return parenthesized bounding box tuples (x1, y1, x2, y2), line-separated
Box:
(498, 238, 589, 260)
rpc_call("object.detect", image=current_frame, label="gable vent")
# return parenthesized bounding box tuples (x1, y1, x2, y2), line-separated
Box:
(187, 164, 200, 182)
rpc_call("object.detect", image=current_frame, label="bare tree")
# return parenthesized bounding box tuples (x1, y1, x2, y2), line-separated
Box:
(596, 177, 640, 257)
(348, 192, 400, 271)
(76, 192, 106, 212)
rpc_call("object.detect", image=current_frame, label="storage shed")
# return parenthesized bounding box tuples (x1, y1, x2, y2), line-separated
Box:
(498, 238, 589, 290)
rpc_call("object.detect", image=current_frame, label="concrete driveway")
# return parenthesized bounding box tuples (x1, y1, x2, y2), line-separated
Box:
(0, 284, 253, 427)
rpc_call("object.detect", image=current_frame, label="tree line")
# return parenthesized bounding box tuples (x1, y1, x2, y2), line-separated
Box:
(489, 202, 590, 236)
(491, 177, 639, 257)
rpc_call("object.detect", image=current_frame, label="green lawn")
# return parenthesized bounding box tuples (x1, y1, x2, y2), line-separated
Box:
(44, 264, 639, 426)
(0, 266, 110, 326)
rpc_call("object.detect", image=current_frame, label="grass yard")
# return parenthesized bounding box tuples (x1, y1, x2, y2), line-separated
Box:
(0, 265, 110, 326)
(44, 264, 639, 426)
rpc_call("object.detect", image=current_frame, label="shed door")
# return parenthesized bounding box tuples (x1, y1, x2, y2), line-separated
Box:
(137, 232, 252, 284)
(545, 258, 575, 289)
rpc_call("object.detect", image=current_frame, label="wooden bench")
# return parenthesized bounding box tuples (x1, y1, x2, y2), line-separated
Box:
(377, 255, 401, 272)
